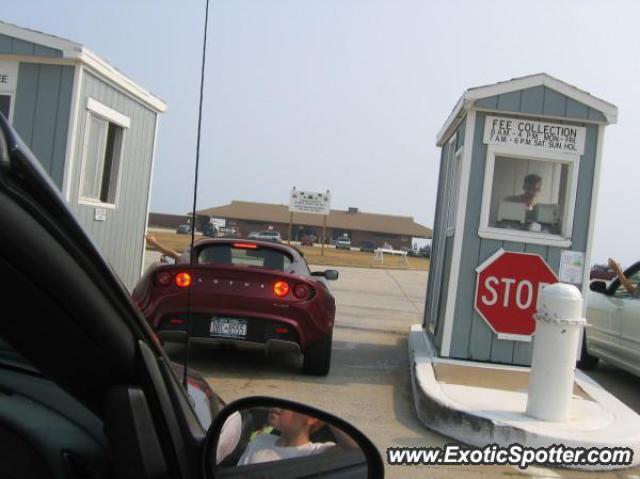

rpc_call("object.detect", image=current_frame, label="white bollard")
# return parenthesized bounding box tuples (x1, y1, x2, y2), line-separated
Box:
(526, 283, 586, 422)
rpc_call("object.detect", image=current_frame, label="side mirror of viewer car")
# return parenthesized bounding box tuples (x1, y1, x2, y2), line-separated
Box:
(311, 270, 339, 280)
(204, 396, 384, 478)
(590, 280, 608, 294)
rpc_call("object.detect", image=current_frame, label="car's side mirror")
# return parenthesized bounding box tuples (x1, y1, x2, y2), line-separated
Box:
(590, 280, 608, 293)
(203, 397, 383, 478)
(311, 270, 339, 280)
(324, 270, 339, 280)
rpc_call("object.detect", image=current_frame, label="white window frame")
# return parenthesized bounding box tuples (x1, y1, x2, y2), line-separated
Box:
(0, 60, 18, 125)
(444, 135, 462, 237)
(78, 98, 129, 208)
(446, 148, 463, 236)
(478, 144, 580, 247)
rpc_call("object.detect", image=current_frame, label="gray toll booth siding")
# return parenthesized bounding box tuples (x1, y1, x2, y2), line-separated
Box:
(0, 21, 166, 290)
(424, 74, 617, 365)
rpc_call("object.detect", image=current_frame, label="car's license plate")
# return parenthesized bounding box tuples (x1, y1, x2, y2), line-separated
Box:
(210, 318, 247, 338)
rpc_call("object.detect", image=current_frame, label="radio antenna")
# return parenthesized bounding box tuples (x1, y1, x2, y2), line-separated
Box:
(184, 0, 211, 389)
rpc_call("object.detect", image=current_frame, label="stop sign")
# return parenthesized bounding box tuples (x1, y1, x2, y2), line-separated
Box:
(475, 250, 558, 336)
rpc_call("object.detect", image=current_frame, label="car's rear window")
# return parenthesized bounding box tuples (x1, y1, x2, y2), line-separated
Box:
(197, 244, 292, 271)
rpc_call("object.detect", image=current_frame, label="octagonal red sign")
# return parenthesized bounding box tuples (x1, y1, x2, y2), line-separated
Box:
(474, 249, 558, 337)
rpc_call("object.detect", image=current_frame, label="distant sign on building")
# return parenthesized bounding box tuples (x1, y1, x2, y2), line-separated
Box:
(289, 188, 331, 215)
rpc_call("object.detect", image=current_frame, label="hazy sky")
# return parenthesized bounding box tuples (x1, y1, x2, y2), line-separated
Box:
(3, 0, 638, 265)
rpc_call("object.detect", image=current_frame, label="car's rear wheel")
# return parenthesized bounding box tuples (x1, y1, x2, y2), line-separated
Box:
(303, 333, 332, 376)
(577, 334, 599, 370)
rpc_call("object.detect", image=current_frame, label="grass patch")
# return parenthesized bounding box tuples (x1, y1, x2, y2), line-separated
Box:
(146, 229, 197, 252)
(146, 229, 429, 271)
(298, 245, 429, 271)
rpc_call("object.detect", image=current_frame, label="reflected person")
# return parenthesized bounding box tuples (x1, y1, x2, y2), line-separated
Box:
(237, 408, 358, 465)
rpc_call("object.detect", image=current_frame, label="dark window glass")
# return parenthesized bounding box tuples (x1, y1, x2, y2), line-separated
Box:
(80, 114, 124, 204)
(489, 156, 569, 235)
(198, 245, 292, 271)
(0, 95, 10, 119)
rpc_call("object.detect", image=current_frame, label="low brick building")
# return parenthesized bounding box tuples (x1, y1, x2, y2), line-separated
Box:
(194, 201, 431, 249)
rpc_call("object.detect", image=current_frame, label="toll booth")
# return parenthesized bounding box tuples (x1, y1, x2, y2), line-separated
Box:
(424, 74, 617, 365)
(0, 21, 166, 291)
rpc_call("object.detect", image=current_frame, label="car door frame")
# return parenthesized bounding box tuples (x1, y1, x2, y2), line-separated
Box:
(609, 263, 640, 375)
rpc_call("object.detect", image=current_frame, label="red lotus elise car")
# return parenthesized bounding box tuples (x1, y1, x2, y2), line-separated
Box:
(132, 239, 338, 375)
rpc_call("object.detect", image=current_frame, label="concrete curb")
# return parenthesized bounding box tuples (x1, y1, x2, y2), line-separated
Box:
(408, 324, 640, 470)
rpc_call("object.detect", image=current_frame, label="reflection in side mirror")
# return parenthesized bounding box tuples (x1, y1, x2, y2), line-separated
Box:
(590, 280, 607, 293)
(205, 397, 383, 478)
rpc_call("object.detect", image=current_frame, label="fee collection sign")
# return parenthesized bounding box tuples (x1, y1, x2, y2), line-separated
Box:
(483, 115, 587, 155)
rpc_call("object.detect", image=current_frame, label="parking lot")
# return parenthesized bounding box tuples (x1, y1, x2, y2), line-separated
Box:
(156, 258, 640, 479)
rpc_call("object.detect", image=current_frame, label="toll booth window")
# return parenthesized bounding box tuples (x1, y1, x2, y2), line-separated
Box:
(79, 99, 130, 206)
(489, 156, 569, 234)
(479, 146, 578, 247)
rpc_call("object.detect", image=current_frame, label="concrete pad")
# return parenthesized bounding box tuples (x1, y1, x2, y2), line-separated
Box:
(433, 363, 589, 398)
(408, 325, 640, 470)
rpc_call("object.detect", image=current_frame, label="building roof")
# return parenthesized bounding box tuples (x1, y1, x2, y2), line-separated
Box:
(437, 73, 617, 146)
(0, 20, 166, 112)
(196, 201, 432, 238)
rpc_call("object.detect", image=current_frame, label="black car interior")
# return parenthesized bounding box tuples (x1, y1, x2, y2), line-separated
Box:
(0, 117, 205, 479)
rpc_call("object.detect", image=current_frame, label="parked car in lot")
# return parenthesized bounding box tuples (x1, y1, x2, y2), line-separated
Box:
(359, 240, 376, 253)
(177, 223, 192, 234)
(202, 223, 218, 236)
(408, 244, 431, 258)
(590, 263, 617, 281)
(0, 113, 383, 478)
(579, 261, 640, 376)
(133, 238, 339, 375)
(335, 237, 351, 250)
(203, 223, 238, 238)
(248, 230, 282, 243)
(301, 234, 316, 246)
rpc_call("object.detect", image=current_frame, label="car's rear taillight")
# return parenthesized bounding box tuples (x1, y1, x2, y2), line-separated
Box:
(233, 242, 258, 249)
(293, 283, 311, 299)
(176, 272, 191, 288)
(155, 271, 173, 287)
(273, 280, 290, 297)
